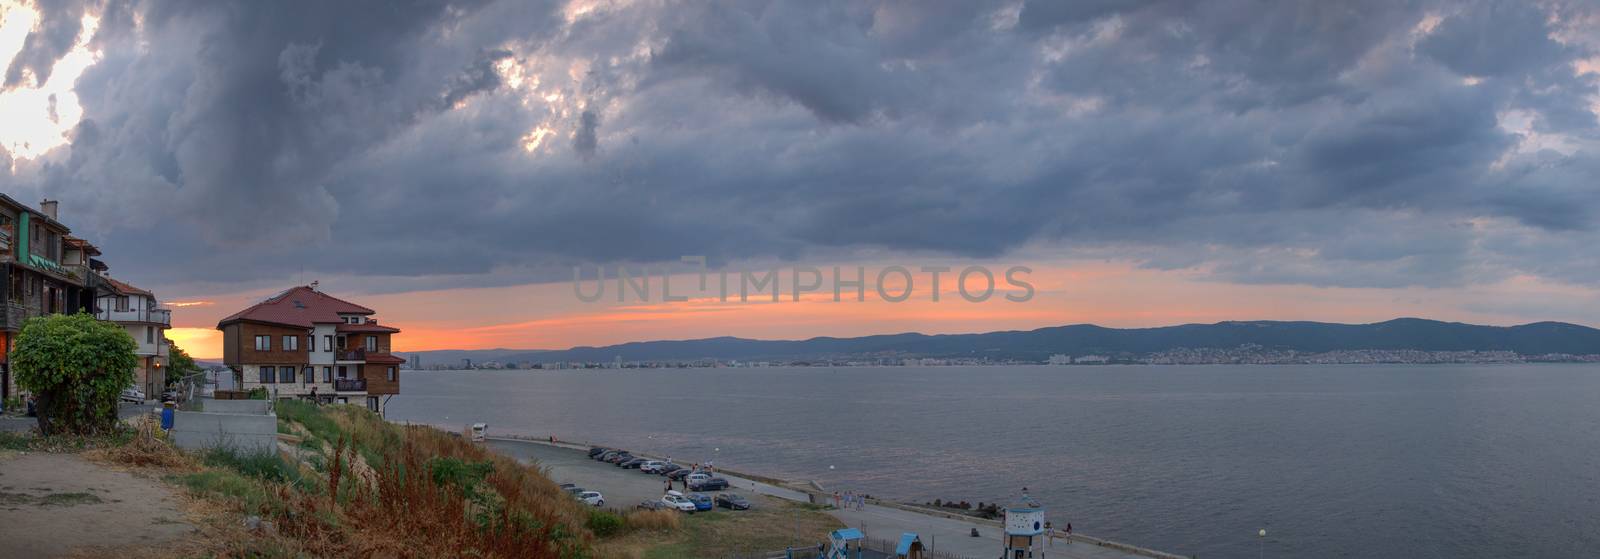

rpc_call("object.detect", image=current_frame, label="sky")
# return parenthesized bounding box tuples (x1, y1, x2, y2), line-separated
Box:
(0, 0, 1598, 359)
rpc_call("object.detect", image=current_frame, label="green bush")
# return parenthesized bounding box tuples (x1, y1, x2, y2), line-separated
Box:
(9, 313, 138, 435)
(586, 509, 624, 537)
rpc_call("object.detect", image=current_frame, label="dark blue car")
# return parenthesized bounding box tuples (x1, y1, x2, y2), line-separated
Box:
(688, 492, 714, 511)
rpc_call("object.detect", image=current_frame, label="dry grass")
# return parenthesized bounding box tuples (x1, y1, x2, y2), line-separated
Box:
(257, 404, 595, 558)
(624, 509, 682, 532)
(596, 498, 844, 559)
(92, 416, 198, 471)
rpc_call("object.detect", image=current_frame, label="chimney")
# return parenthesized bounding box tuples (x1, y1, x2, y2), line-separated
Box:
(39, 199, 58, 220)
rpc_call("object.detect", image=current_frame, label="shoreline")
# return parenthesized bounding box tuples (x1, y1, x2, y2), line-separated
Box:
(467, 429, 1189, 559)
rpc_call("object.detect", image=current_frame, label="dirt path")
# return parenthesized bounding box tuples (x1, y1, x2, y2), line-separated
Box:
(0, 451, 196, 557)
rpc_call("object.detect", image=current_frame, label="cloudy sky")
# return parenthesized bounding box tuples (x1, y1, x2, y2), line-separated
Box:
(1, 0, 1598, 358)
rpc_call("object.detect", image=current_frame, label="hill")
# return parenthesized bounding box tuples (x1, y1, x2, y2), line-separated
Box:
(412, 318, 1600, 365)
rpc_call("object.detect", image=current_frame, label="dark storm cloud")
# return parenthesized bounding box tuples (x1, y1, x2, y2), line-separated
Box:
(0, 0, 1598, 295)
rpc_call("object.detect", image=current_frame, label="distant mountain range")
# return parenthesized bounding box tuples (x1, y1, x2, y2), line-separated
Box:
(397, 318, 1600, 365)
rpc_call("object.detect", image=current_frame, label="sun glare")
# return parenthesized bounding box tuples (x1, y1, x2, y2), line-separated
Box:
(0, 3, 100, 164)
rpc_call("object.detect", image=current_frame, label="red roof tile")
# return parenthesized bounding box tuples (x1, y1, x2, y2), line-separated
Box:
(217, 286, 376, 329)
(101, 276, 153, 297)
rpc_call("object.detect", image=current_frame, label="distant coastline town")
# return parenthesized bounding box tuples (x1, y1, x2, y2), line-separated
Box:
(404, 345, 1600, 371)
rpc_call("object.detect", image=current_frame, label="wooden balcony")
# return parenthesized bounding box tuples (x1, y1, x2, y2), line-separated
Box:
(334, 378, 367, 392)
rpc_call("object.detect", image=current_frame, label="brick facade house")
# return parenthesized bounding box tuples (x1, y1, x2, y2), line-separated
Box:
(217, 285, 402, 415)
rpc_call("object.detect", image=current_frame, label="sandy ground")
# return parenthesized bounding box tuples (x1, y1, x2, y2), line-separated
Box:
(0, 451, 196, 557)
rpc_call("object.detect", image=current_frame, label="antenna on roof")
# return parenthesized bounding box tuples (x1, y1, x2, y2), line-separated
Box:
(309, 280, 319, 291)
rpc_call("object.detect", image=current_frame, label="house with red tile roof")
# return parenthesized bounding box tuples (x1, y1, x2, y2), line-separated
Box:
(216, 285, 403, 415)
(95, 274, 172, 399)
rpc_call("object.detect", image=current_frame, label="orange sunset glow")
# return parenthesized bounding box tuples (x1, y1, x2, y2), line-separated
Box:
(167, 261, 1593, 360)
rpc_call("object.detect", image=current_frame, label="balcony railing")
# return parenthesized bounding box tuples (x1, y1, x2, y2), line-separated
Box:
(334, 378, 366, 392)
(97, 307, 171, 326)
(336, 349, 366, 361)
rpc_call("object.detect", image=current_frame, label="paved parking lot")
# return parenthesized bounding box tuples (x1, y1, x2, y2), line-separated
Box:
(488, 439, 769, 511)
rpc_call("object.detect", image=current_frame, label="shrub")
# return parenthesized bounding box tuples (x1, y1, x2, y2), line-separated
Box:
(9, 313, 138, 435)
(586, 509, 624, 537)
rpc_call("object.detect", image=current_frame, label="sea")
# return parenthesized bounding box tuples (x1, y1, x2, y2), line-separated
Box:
(384, 364, 1600, 558)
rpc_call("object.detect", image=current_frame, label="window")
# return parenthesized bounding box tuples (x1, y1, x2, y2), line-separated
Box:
(387, 367, 396, 381)
(280, 366, 296, 384)
(8, 273, 20, 303)
(308, 335, 316, 352)
(303, 367, 313, 386)
(367, 397, 379, 412)
(365, 336, 377, 352)
(323, 335, 332, 352)
(337, 366, 347, 379)
(115, 296, 129, 311)
(146, 327, 154, 344)
(282, 335, 298, 351)
(323, 366, 333, 383)
(258, 366, 276, 384)
(254, 335, 271, 351)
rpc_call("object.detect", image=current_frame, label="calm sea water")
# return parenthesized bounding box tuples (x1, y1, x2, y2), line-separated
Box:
(385, 364, 1600, 558)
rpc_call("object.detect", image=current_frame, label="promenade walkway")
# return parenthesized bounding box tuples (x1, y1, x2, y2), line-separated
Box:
(487, 436, 1180, 559)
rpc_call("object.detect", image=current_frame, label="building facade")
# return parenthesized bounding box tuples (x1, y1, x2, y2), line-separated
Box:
(95, 276, 172, 398)
(216, 285, 403, 415)
(0, 197, 98, 400)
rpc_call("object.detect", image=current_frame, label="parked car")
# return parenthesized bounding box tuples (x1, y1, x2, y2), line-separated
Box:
(685, 472, 712, 486)
(558, 483, 577, 491)
(608, 453, 635, 464)
(576, 491, 605, 507)
(598, 450, 625, 462)
(119, 387, 146, 404)
(660, 491, 697, 512)
(656, 463, 683, 475)
(690, 477, 730, 491)
(687, 492, 713, 511)
(666, 468, 698, 481)
(563, 486, 586, 495)
(619, 457, 648, 469)
(638, 461, 667, 473)
(588, 447, 609, 458)
(714, 493, 751, 510)
(636, 500, 668, 511)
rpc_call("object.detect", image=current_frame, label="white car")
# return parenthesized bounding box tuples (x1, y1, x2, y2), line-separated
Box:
(685, 472, 711, 486)
(639, 460, 666, 473)
(660, 490, 697, 512)
(576, 490, 604, 507)
(119, 387, 146, 404)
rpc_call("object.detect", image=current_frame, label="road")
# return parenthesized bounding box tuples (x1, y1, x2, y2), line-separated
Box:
(487, 438, 1162, 559)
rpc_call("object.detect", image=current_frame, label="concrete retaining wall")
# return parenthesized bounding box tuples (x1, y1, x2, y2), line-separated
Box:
(170, 410, 277, 455)
(199, 399, 272, 415)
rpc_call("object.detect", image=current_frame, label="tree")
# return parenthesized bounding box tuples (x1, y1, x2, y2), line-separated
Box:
(166, 344, 202, 387)
(10, 312, 138, 435)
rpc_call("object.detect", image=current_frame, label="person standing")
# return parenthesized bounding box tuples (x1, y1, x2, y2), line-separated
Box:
(833, 491, 841, 509)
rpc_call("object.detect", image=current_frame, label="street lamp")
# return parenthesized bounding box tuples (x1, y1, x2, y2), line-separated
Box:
(1258, 528, 1267, 559)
